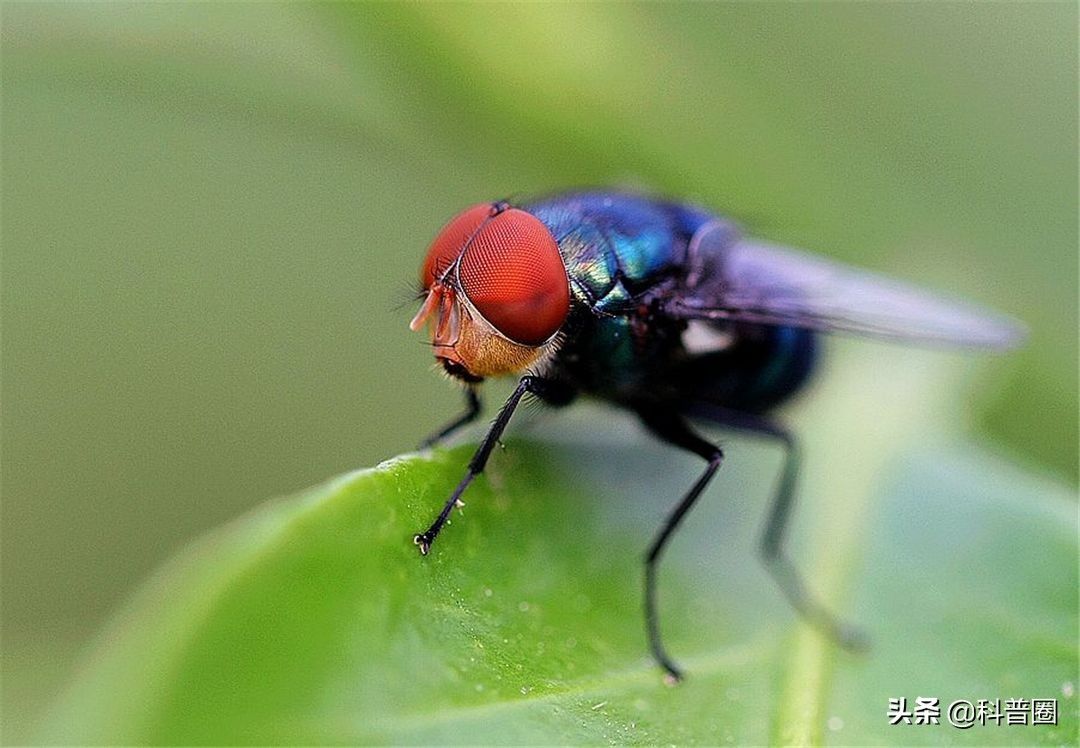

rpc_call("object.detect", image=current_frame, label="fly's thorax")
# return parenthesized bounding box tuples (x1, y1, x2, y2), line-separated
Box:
(526, 194, 691, 314)
(541, 305, 680, 402)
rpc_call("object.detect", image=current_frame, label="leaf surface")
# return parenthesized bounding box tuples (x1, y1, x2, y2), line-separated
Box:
(44, 350, 1076, 745)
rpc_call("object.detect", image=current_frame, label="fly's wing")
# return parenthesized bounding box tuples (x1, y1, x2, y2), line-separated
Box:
(666, 222, 1025, 350)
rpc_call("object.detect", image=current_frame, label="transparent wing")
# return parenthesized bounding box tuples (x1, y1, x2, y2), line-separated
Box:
(666, 222, 1025, 350)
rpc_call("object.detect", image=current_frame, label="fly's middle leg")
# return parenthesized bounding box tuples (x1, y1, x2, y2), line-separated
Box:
(420, 387, 481, 449)
(636, 405, 725, 683)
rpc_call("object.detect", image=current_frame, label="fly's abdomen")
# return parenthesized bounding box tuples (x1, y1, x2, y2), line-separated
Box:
(678, 324, 819, 413)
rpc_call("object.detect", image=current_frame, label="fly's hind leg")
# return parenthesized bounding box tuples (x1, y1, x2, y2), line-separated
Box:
(696, 406, 868, 652)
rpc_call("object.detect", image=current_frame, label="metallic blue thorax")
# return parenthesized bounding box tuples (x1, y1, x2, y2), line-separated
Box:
(524, 192, 816, 411)
(525, 194, 703, 398)
(527, 192, 711, 315)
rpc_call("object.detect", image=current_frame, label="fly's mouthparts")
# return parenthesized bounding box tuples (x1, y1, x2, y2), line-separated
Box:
(413, 534, 432, 555)
(441, 358, 483, 383)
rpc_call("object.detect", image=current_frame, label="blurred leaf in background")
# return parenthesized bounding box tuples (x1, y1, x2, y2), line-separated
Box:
(1, 1, 1076, 743)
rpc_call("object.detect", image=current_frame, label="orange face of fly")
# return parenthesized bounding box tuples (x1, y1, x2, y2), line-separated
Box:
(410, 202, 570, 381)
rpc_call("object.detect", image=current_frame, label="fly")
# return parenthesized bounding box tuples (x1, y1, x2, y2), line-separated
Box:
(407, 191, 1024, 682)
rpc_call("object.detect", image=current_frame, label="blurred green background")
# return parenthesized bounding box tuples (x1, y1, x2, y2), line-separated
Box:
(2, 2, 1076, 741)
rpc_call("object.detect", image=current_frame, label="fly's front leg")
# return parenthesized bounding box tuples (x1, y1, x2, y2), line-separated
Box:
(637, 406, 725, 683)
(420, 387, 481, 449)
(414, 376, 545, 556)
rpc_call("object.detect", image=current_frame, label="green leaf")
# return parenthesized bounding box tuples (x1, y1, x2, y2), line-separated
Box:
(43, 351, 1076, 745)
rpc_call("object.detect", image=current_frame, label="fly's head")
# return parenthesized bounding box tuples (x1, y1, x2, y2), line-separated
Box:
(411, 202, 570, 382)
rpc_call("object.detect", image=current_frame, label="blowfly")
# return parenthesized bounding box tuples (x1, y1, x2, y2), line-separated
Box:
(407, 191, 1023, 681)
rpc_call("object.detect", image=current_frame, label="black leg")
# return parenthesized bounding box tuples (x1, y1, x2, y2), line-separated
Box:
(414, 376, 543, 555)
(637, 406, 724, 682)
(420, 388, 481, 449)
(690, 405, 867, 652)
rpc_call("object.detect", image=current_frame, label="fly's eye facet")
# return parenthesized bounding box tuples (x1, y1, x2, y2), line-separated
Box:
(458, 208, 569, 345)
(420, 203, 494, 289)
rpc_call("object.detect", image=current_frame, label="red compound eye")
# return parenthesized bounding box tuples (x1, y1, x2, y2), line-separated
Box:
(458, 208, 569, 345)
(420, 203, 494, 289)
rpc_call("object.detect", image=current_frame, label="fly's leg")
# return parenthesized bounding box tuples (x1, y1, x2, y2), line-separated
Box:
(420, 387, 481, 449)
(743, 415, 869, 651)
(414, 376, 543, 555)
(692, 406, 868, 652)
(637, 406, 725, 683)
